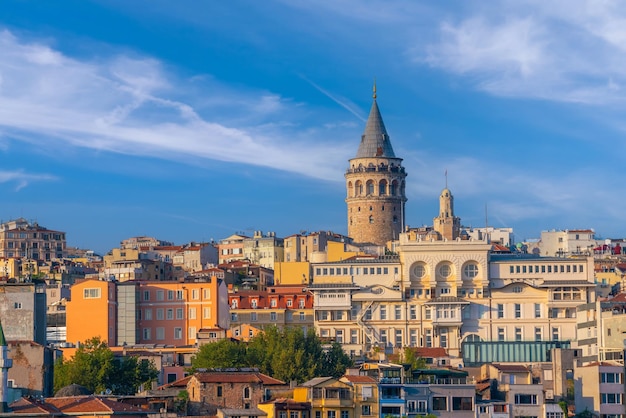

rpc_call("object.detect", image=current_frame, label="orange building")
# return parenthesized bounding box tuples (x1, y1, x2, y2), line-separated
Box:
(66, 279, 117, 346)
(66, 277, 229, 348)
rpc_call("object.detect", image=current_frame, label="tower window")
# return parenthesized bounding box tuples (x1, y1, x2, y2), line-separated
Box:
(367, 180, 374, 195)
(390, 181, 398, 195)
(393, 215, 398, 223)
(369, 206, 373, 211)
(369, 216, 374, 224)
(379, 180, 387, 195)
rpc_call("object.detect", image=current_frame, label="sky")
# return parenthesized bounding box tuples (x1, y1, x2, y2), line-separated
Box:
(2, 0, 626, 254)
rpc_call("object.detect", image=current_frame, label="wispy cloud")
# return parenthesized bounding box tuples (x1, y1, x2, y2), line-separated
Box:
(0, 29, 353, 182)
(415, 0, 626, 105)
(0, 169, 56, 191)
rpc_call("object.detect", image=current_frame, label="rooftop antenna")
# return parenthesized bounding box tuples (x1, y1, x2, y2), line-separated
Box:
(445, 169, 448, 188)
(485, 204, 489, 229)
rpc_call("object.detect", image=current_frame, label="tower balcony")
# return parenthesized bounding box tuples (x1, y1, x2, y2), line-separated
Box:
(346, 165, 405, 175)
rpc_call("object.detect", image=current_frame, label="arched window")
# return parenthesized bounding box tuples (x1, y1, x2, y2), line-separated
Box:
(366, 180, 375, 195)
(243, 387, 250, 399)
(355, 181, 363, 196)
(390, 180, 398, 196)
(379, 180, 388, 195)
(463, 263, 479, 279)
(347, 181, 353, 198)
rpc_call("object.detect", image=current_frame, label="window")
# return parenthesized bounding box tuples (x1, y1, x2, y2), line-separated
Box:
(156, 327, 165, 340)
(515, 303, 521, 318)
(410, 305, 417, 320)
(535, 303, 541, 318)
(299, 312, 305, 321)
(156, 309, 164, 320)
(535, 327, 542, 341)
(167, 290, 174, 300)
(145, 309, 152, 320)
(515, 394, 538, 404)
(13, 302, 22, 309)
(464, 263, 478, 278)
(327, 411, 336, 418)
(243, 387, 251, 399)
(270, 312, 277, 321)
(515, 327, 522, 341)
(512, 285, 522, 293)
(552, 327, 560, 341)
(394, 305, 401, 320)
(497, 327, 505, 342)
(176, 308, 184, 319)
(143, 328, 151, 340)
(83, 288, 101, 299)
(380, 305, 387, 320)
(497, 304, 504, 318)
(433, 396, 447, 410)
(143, 290, 150, 301)
(231, 313, 238, 321)
(217, 386, 223, 397)
(250, 312, 257, 322)
(351, 329, 358, 344)
(340, 412, 348, 418)
(156, 290, 164, 301)
(601, 373, 623, 383)
(192, 289, 199, 300)
(174, 327, 182, 339)
(203, 307, 211, 319)
(438, 264, 451, 278)
(189, 308, 196, 319)
(601, 393, 623, 404)
(425, 329, 432, 347)
(452, 397, 472, 411)
(167, 309, 174, 320)
(361, 405, 371, 416)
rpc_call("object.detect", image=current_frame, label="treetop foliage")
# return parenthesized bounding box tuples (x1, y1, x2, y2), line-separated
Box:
(54, 336, 158, 396)
(191, 327, 352, 383)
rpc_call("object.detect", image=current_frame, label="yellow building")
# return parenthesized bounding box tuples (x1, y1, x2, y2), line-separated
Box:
(294, 377, 354, 418)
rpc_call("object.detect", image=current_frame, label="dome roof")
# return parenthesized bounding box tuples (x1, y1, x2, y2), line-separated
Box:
(55, 384, 93, 397)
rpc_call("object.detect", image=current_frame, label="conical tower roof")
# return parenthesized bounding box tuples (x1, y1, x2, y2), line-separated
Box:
(355, 87, 396, 159)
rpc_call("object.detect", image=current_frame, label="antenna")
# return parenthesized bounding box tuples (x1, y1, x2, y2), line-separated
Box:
(485, 204, 489, 229)
(445, 169, 448, 189)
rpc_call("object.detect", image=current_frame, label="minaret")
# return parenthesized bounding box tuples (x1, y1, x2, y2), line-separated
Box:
(433, 179, 461, 240)
(345, 83, 407, 246)
(0, 320, 12, 412)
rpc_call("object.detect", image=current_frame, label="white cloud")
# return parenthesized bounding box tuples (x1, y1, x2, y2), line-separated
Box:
(0, 170, 56, 191)
(0, 29, 354, 182)
(417, 1, 626, 105)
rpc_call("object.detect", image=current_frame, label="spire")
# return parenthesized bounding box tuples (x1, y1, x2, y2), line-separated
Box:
(355, 84, 396, 158)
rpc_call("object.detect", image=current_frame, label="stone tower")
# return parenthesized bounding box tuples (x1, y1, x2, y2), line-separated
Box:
(345, 85, 407, 246)
(433, 186, 460, 240)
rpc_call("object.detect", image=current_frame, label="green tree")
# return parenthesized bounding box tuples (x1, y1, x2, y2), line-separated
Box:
(191, 338, 247, 370)
(403, 347, 427, 371)
(191, 327, 353, 383)
(54, 337, 158, 395)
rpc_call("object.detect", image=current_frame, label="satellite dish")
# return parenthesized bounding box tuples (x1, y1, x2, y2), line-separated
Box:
(105, 388, 112, 395)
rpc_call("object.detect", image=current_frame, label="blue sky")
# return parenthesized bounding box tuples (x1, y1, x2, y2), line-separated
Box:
(2, 0, 626, 254)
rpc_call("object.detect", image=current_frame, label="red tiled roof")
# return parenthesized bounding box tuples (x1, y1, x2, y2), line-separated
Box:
(341, 375, 377, 383)
(193, 371, 285, 385)
(491, 364, 529, 373)
(159, 375, 192, 389)
(9, 397, 61, 415)
(45, 396, 145, 414)
(413, 347, 448, 358)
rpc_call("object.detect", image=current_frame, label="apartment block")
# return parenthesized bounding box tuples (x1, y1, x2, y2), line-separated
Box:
(0, 282, 47, 345)
(0, 218, 66, 261)
(66, 277, 228, 347)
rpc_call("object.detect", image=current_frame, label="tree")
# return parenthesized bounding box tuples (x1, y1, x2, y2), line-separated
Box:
(54, 337, 158, 395)
(191, 339, 247, 369)
(191, 327, 353, 383)
(403, 347, 427, 371)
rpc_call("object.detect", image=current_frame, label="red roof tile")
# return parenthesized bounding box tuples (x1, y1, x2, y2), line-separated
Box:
(341, 375, 377, 383)
(193, 371, 285, 385)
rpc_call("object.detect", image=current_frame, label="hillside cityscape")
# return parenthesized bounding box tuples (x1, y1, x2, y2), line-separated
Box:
(0, 90, 624, 418)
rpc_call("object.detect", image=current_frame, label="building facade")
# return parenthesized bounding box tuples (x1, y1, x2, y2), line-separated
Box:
(0, 218, 66, 261)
